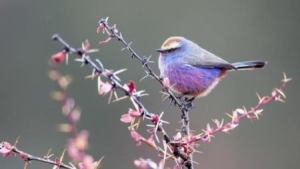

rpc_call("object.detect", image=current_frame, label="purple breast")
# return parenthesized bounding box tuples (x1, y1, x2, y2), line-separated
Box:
(165, 64, 223, 96)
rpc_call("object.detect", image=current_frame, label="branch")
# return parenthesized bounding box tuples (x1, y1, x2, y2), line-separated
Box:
(51, 35, 193, 168)
(0, 141, 74, 169)
(97, 17, 194, 168)
(196, 74, 291, 142)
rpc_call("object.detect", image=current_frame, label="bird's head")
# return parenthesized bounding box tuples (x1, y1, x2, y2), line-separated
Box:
(156, 36, 190, 58)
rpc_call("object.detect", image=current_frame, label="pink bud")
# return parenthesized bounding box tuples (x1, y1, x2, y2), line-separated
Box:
(96, 23, 105, 33)
(120, 114, 132, 123)
(82, 40, 90, 52)
(163, 77, 170, 89)
(0, 142, 12, 158)
(51, 50, 66, 63)
(127, 80, 136, 93)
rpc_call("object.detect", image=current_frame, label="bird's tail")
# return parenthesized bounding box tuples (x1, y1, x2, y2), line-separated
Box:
(231, 60, 267, 70)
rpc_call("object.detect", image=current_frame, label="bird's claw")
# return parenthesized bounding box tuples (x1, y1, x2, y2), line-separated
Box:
(168, 94, 195, 111)
(168, 93, 183, 107)
(181, 97, 195, 111)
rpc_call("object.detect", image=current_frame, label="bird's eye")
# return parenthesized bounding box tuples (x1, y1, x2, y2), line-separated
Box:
(164, 47, 177, 53)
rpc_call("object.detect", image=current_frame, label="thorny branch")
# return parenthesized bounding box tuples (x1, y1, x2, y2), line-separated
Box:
(0, 141, 74, 169)
(97, 17, 194, 168)
(51, 34, 193, 168)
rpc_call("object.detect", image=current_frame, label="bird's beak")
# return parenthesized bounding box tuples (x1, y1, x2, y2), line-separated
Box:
(156, 48, 164, 53)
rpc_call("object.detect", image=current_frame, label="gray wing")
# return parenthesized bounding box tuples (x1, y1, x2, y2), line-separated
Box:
(183, 41, 236, 70)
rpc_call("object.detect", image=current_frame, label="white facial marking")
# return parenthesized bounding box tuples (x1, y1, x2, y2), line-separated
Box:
(162, 41, 180, 50)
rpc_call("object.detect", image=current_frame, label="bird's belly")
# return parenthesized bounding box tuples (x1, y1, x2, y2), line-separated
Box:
(165, 65, 226, 97)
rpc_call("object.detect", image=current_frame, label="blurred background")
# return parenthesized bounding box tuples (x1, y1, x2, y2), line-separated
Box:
(0, 0, 299, 169)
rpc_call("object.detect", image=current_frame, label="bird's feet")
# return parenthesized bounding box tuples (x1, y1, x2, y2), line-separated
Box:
(181, 97, 195, 111)
(168, 93, 195, 111)
(168, 93, 184, 107)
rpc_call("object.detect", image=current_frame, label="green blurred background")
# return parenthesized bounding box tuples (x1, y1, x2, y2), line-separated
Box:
(0, 0, 299, 168)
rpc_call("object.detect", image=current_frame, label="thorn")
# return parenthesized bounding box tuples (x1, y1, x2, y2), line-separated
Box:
(45, 148, 52, 159)
(194, 150, 203, 154)
(129, 120, 140, 130)
(111, 95, 129, 103)
(69, 162, 76, 169)
(59, 149, 67, 163)
(275, 96, 285, 103)
(275, 88, 286, 99)
(142, 55, 153, 67)
(225, 113, 233, 119)
(121, 42, 132, 51)
(163, 141, 167, 163)
(85, 74, 95, 79)
(140, 72, 150, 82)
(92, 69, 97, 79)
(134, 90, 149, 97)
(256, 92, 262, 102)
(118, 32, 123, 40)
(114, 68, 127, 76)
(86, 49, 99, 53)
(23, 161, 29, 169)
(108, 90, 113, 104)
(95, 59, 104, 70)
(253, 109, 263, 119)
(14, 136, 20, 147)
(65, 53, 69, 65)
(94, 156, 105, 169)
(159, 91, 170, 101)
(282, 72, 292, 83)
(243, 106, 247, 114)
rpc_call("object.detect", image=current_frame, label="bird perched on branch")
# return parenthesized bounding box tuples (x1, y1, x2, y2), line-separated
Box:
(157, 36, 267, 100)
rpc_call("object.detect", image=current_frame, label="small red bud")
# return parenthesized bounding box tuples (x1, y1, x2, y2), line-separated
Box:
(51, 50, 67, 63)
(20, 152, 28, 160)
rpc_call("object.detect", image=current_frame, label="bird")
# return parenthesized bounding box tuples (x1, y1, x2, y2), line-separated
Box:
(157, 36, 267, 100)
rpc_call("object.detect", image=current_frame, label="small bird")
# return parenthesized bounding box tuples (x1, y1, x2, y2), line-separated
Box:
(157, 36, 267, 100)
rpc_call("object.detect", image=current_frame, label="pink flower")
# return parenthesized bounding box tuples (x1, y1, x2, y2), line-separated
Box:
(78, 155, 97, 169)
(130, 130, 144, 146)
(67, 130, 89, 161)
(97, 76, 113, 95)
(67, 140, 81, 161)
(0, 142, 12, 158)
(120, 109, 141, 123)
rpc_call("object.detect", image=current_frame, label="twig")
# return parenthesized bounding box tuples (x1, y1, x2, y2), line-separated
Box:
(52, 34, 193, 168)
